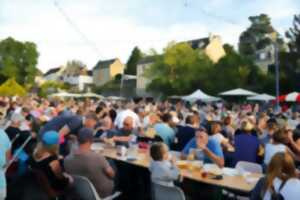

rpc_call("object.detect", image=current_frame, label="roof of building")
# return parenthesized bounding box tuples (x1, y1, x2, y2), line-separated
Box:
(137, 55, 160, 65)
(44, 67, 61, 76)
(93, 58, 118, 70)
(185, 38, 210, 50)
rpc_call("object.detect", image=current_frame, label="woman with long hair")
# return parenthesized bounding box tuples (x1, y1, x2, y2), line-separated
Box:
(251, 152, 300, 200)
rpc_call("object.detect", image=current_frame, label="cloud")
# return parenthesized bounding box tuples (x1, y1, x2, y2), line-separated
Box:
(0, 0, 297, 73)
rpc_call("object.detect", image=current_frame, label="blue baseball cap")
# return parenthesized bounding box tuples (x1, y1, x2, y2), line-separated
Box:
(42, 131, 59, 145)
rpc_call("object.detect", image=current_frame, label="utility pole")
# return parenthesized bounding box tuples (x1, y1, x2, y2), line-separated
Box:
(274, 43, 280, 110)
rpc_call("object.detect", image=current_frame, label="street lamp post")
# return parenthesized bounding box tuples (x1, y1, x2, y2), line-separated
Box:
(274, 43, 280, 110)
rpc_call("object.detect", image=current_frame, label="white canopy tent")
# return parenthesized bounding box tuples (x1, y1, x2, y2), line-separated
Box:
(80, 92, 104, 99)
(49, 91, 81, 98)
(106, 96, 126, 101)
(182, 89, 220, 102)
(219, 88, 258, 96)
(247, 93, 275, 101)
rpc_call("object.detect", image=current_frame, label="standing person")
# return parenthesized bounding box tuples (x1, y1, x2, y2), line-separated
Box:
(0, 129, 11, 200)
(64, 128, 115, 198)
(251, 152, 300, 200)
(39, 112, 98, 155)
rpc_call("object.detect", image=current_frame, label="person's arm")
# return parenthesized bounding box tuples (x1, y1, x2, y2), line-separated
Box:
(197, 137, 224, 167)
(59, 125, 70, 137)
(113, 136, 131, 142)
(286, 147, 300, 162)
(101, 157, 115, 178)
(104, 166, 115, 179)
(202, 147, 224, 168)
(6, 149, 11, 163)
(288, 132, 300, 155)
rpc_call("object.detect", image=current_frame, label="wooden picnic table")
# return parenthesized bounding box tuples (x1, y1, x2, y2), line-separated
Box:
(92, 143, 262, 193)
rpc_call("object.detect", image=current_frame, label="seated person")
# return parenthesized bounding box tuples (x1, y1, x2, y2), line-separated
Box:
(234, 121, 260, 165)
(64, 128, 115, 198)
(28, 131, 73, 194)
(103, 116, 138, 146)
(153, 113, 175, 147)
(209, 121, 233, 151)
(251, 152, 300, 200)
(264, 129, 299, 166)
(182, 127, 224, 167)
(174, 115, 197, 151)
(149, 142, 180, 187)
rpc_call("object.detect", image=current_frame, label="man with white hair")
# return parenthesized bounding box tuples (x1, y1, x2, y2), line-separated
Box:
(114, 109, 141, 130)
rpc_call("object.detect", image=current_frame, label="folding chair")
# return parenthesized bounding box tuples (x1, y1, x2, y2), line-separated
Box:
(72, 175, 121, 200)
(152, 182, 186, 200)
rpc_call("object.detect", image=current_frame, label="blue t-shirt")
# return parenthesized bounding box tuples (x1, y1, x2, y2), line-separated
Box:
(182, 137, 223, 164)
(0, 129, 11, 189)
(154, 123, 175, 147)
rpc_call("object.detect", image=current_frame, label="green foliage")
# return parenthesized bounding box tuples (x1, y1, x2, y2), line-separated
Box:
(124, 47, 142, 75)
(286, 14, 300, 53)
(145, 42, 214, 96)
(64, 60, 87, 75)
(38, 81, 68, 97)
(239, 14, 284, 59)
(0, 37, 39, 84)
(145, 42, 268, 97)
(93, 79, 121, 94)
(114, 73, 122, 81)
(0, 78, 26, 96)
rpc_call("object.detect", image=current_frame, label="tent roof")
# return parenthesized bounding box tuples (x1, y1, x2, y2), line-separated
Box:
(49, 91, 80, 98)
(219, 88, 258, 96)
(80, 92, 104, 98)
(247, 93, 275, 101)
(182, 89, 220, 102)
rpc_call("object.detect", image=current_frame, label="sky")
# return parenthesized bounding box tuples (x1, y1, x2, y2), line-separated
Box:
(0, 0, 299, 73)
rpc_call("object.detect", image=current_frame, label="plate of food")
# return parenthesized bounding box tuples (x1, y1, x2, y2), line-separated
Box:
(91, 143, 104, 152)
(176, 160, 189, 169)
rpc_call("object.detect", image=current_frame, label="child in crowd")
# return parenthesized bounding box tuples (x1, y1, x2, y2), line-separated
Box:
(149, 142, 180, 186)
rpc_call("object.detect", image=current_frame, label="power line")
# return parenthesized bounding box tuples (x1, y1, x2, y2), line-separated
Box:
(183, 0, 239, 26)
(53, 0, 102, 58)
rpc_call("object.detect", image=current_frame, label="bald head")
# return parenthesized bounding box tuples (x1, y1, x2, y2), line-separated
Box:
(123, 116, 134, 131)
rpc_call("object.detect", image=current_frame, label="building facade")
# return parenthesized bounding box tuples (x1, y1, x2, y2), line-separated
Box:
(93, 58, 124, 87)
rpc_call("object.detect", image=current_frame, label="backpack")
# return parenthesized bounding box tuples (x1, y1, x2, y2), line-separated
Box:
(270, 180, 286, 200)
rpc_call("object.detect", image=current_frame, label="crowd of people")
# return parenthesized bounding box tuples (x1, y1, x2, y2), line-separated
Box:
(0, 95, 300, 200)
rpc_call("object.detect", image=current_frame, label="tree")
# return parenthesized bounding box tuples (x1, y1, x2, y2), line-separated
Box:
(64, 60, 87, 75)
(286, 14, 300, 53)
(0, 37, 39, 84)
(276, 14, 300, 93)
(124, 47, 142, 75)
(145, 42, 213, 96)
(239, 14, 285, 59)
(38, 81, 69, 97)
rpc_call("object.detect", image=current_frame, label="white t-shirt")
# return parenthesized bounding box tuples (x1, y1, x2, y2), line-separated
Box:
(210, 133, 227, 144)
(263, 177, 300, 200)
(264, 143, 286, 165)
(114, 109, 141, 129)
